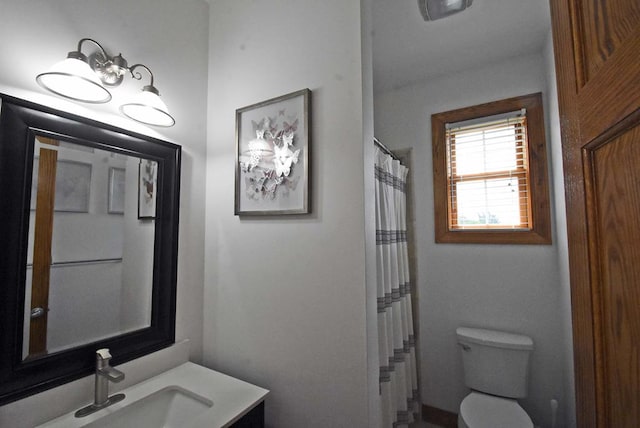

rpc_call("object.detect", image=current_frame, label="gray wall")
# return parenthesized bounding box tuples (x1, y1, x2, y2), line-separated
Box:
(374, 52, 570, 427)
(204, 1, 374, 426)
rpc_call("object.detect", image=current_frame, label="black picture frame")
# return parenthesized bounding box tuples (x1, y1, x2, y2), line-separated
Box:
(0, 94, 181, 405)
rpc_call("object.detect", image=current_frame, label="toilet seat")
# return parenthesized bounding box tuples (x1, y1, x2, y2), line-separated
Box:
(459, 391, 533, 428)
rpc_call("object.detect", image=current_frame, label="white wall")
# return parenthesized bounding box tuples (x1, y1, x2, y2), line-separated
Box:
(361, 0, 383, 426)
(543, 31, 576, 428)
(204, 1, 373, 427)
(374, 52, 568, 427)
(0, 0, 208, 423)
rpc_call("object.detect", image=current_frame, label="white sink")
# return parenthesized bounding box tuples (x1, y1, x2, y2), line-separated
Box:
(37, 362, 268, 428)
(83, 386, 213, 428)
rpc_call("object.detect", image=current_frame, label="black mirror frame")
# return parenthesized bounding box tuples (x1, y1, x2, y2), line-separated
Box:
(0, 94, 180, 405)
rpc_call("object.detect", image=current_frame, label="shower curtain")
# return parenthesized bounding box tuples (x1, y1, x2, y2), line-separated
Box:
(374, 146, 419, 427)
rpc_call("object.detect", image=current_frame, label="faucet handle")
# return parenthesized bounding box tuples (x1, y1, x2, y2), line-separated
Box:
(96, 348, 112, 360)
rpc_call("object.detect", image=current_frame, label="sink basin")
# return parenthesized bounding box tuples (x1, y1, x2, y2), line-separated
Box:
(83, 386, 212, 428)
(36, 362, 268, 428)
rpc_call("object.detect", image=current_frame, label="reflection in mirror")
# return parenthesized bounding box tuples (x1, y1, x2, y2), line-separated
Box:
(24, 137, 157, 360)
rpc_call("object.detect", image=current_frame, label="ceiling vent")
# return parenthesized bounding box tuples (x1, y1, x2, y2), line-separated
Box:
(418, 0, 474, 21)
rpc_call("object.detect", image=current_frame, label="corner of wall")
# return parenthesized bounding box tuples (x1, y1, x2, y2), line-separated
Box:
(542, 29, 576, 428)
(361, 0, 382, 426)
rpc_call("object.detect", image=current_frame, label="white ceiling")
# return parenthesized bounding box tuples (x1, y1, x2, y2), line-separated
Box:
(372, 0, 552, 93)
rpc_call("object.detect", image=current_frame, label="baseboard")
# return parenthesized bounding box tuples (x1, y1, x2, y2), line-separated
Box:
(422, 404, 458, 428)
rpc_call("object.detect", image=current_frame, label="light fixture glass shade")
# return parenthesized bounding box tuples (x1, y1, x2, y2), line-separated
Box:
(119, 86, 175, 127)
(419, 0, 473, 21)
(36, 57, 112, 103)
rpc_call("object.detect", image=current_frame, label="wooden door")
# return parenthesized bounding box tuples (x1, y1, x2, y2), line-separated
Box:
(550, 1, 640, 427)
(29, 137, 59, 356)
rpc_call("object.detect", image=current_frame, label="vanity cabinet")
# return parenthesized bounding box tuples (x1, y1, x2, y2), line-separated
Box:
(230, 401, 265, 428)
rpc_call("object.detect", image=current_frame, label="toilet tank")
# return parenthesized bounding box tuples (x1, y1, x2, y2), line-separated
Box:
(456, 327, 534, 399)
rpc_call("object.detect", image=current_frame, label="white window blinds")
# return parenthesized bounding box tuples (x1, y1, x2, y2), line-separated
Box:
(445, 109, 531, 230)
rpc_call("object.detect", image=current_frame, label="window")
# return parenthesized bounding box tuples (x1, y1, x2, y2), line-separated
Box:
(448, 112, 529, 229)
(431, 93, 551, 244)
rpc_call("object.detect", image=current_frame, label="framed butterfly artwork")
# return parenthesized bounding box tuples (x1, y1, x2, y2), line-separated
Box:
(235, 88, 311, 215)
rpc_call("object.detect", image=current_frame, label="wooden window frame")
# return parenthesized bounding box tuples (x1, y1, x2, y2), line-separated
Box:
(432, 93, 552, 244)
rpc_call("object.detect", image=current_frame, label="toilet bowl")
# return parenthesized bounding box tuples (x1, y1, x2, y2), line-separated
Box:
(456, 327, 535, 428)
(458, 391, 533, 428)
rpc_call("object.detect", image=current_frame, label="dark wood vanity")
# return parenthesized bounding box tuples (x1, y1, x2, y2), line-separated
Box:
(231, 401, 265, 428)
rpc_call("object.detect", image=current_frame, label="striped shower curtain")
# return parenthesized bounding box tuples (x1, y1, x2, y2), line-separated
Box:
(374, 147, 419, 427)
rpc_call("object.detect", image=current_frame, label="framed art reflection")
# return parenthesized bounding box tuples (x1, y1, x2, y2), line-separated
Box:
(108, 167, 125, 214)
(138, 159, 157, 219)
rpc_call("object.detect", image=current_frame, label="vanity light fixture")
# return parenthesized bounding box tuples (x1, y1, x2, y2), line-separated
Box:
(36, 38, 175, 127)
(418, 0, 474, 21)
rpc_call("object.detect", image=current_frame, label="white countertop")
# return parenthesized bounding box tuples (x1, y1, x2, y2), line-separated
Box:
(37, 362, 269, 428)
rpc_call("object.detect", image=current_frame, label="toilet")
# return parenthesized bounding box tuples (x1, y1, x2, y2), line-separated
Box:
(456, 327, 534, 428)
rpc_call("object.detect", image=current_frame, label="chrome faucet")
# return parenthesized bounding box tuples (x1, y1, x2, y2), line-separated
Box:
(75, 348, 126, 418)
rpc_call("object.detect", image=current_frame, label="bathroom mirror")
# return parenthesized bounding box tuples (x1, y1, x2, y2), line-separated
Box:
(0, 94, 181, 405)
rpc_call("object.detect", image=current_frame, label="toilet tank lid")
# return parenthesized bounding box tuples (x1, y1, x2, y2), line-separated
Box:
(456, 327, 534, 350)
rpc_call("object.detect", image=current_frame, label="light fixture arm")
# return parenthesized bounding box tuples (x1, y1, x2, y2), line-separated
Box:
(128, 64, 154, 87)
(128, 64, 160, 95)
(66, 39, 158, 91)
(71, 38, 129, 87)
(75, 38, 110, 60)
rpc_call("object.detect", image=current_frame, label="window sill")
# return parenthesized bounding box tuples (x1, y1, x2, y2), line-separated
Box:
(435, 228, 552, 245)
